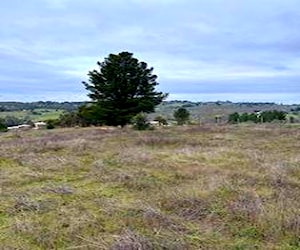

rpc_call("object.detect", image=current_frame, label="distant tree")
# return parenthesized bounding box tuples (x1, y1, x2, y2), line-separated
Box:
(215, 115, 222, 124)
(173, 108, 190, 125)
(261, 110, 286, 122)
(154, 115, 168, 126)
(240, 113, 249, 122)
(46, 120, 56, 129)
(289, 116, 296, 123)
(248, 113, 259, 123)
(261, 111, 273, 122)
(228, 112, 240, 124)
(3, 116, 23, 127)
(275, 110, 286, 121)
(57, 112, 82, 127)
(82, 51, 167, 126)
(228, 110, 286, 124)
(77, 104, 105, 127)
(291, 106, 300, 112)
(0, 118, 7, 132)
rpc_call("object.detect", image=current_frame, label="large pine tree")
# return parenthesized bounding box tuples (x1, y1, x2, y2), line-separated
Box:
(82, 52, 167, 126)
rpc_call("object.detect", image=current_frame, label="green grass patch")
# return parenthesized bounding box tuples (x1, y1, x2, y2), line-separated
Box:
(0, 109, 64, 122)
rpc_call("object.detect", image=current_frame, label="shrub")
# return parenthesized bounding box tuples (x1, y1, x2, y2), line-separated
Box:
(154, 115, 168, 126)
(0, 118, 7, 132)
(261, 110, 286, 122)
(57, 112, 82, 127)
(228, 110, 286, 124)
(132, 113, 150, 130)
(228, 112, 240, 124)
(46, 120, 56, 129)
(289, 116, 296, 123)
(173, 108, 190, 125)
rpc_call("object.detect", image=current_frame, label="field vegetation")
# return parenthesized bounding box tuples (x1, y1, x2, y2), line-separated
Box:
(1, 101, 300, 126)
(0, 109, 64, 123)
(1, 124, 300, 249)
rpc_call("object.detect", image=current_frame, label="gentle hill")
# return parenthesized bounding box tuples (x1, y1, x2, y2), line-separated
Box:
(0, 102, 86, 124)
(153, 101, 299, 123)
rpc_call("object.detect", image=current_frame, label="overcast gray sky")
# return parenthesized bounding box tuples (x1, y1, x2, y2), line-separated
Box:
(1, 0, 300, 103)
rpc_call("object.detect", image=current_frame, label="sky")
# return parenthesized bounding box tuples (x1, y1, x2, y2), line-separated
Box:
(1, 0, 300, 104)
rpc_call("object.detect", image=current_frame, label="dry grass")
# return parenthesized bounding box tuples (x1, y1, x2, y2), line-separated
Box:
(0, 124, 300, 249)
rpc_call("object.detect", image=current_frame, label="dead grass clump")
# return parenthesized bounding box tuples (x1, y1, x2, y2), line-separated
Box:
(68, 138, 90, 154)
(17, 136, 66, 153)
(110, 229, 153, 250)
(227, 190, 263, 223)
(283, 213, 300, 237)
(88, 158, 131, 182)
(161, 194, 210, 221)
(92, 159, 106, 168)
(97, 167, 168, 192)
(135, 129, 204, 148)
(120, 175, 161, 191)
(265, 190, 300, 238)
(12, 216, 36, 234)
(136, 135, 183, 147)
(142, 207, 182, 232)
(9, 129, 99, 155)
(155, 239, 189, 250)
(42, 183, 74, 195)
(286, 163, 300, 179)
(11, 195, 57, 214)
(184, 125, 216, 134)
(267, 162, 288, 187)
(13, 196, 42, 213)
(16, 155, 71, 173)
(115, 147, 155, 166)
(12, 208, 110, 249)
(268, 171, 300, 194)
(228, 172, 264, 188)
(113, 172, 135, 184)
(89, 159, 109, 177)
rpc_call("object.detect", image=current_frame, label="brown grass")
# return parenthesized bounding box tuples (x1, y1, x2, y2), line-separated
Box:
(0, 124, 300, 249)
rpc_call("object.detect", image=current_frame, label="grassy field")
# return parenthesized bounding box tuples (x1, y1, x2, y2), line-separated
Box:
(0, 125, 300, 249)
(0, 109, 64, 122)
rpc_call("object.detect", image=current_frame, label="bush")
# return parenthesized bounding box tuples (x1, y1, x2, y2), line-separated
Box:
(228, 112, 240, 124)
(289, 116, 296, 123)
(46, 120, 56, 129)
(154, 115, 168, 126)
(0, 119, 7, 132)
(228, 110, 286, 124)
(3, 116, 23, 127)
(132, 113, 150, 130)
(46, 124, 55, 130)
(173, 108, 190, 125)
(261, 110, 286, 122)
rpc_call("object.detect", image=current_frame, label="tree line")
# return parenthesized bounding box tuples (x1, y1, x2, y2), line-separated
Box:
(0, 102, 84, 112)
(228, 110, 287, 124)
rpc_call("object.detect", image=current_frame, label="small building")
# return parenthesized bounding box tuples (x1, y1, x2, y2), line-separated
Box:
(34, 121, 47, 129)
(149, 120, 160, 126)
(7, 124, 31, 131)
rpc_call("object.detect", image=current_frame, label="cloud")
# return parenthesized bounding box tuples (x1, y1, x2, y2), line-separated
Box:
(1, 0, 300, 103)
